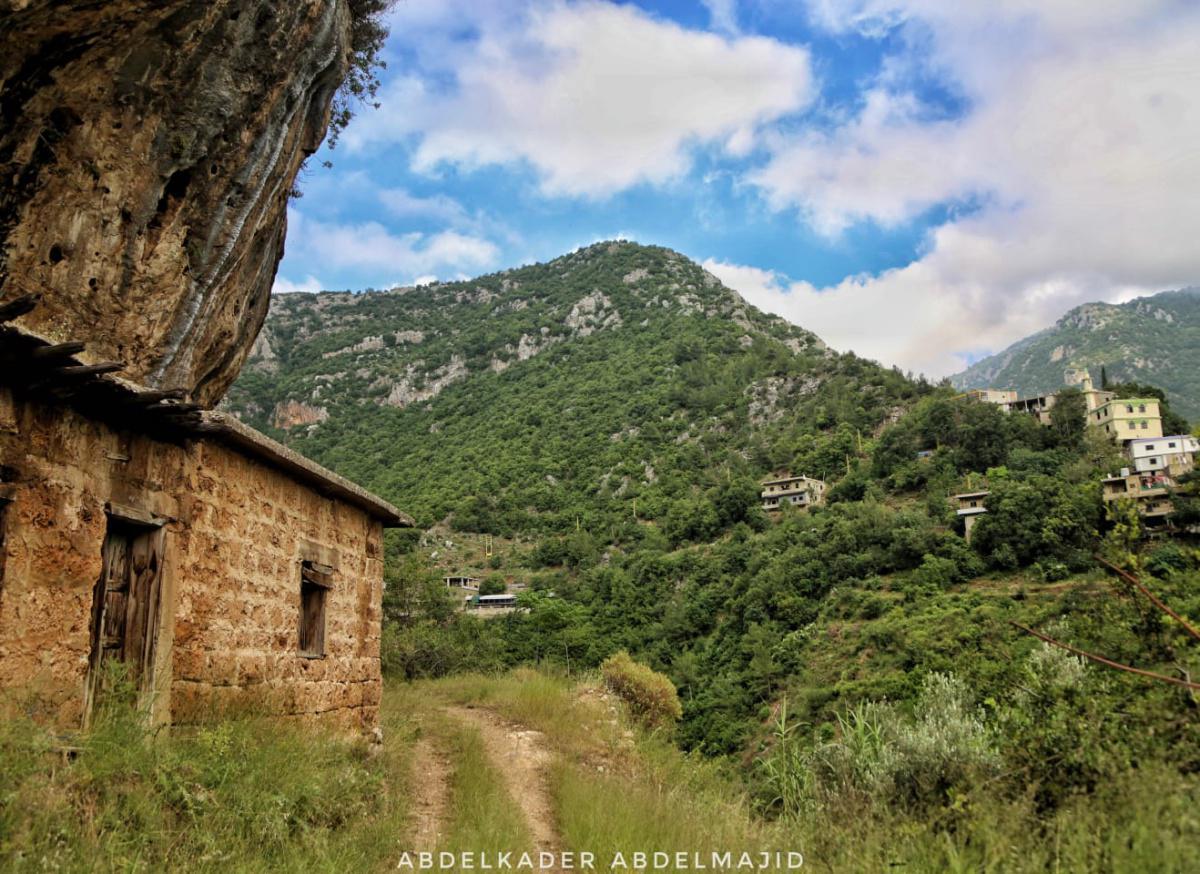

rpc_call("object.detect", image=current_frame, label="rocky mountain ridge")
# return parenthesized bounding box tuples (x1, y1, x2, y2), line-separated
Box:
(225, 241, 911, 533)
(951, 287, 1200, 418)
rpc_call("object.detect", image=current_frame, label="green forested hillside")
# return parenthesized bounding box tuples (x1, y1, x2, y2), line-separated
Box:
(227, 242, 1200, 863)
(951, 287, 1200, 418)
(227, 241, 923, 536)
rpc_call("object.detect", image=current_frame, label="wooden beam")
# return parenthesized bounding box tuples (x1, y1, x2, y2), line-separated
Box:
(0, 294, 39, 323)
(56, 362, 123, 377)
(31, 341, 86, 360)
(130, 388, 189, 405)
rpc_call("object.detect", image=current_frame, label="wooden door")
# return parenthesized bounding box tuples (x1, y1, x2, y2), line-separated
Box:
(84, 520, 164, 723)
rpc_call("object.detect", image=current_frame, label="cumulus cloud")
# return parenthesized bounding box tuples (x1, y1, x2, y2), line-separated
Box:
(737, 0, 1200, 376)
(272, 274, 324, 294)
(349, 0, 812, 196)
(284, 209, 500, 284)
(378, 189, 472, 227)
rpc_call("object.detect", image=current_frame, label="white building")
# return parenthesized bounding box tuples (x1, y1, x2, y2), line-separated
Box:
(1127, 436, 1199, 476)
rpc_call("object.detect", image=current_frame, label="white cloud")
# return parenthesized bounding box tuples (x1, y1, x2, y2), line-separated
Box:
(284, 209, 500, 282)
(349, 1, 812, 196)
(736, 1, 1200, 376)
(412, 275, 439, 287)
(702, 0, 740, 34)
(272, 274, 324, 294)
(378, 189, 472, 227)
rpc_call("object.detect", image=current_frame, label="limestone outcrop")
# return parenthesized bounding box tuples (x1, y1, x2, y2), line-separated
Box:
(0, 1, 354, 406)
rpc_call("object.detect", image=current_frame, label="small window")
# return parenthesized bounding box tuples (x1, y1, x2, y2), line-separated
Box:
(1128, 421, 1137, 430)
(299, 560, 333, 657)
(1168, 442, 1176, 449)
(1126, 405, 1134, 413)
(1146, 444, 1156, 451)
(1141, 421, 1149, 429)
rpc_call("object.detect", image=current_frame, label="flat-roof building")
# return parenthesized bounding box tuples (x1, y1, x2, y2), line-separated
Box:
(761, 475, 826, 512)
(953, 490, 990, 541)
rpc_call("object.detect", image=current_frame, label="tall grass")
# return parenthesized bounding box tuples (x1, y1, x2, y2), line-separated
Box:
(1, 689, 412, 872)
(425, 669, 797, 869)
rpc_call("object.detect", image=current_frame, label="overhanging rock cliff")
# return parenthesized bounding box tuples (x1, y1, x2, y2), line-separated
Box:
(0, 0, 354, 407)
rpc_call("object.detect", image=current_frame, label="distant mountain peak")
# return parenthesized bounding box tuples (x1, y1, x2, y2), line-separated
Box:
(951, 286, 1200, 418)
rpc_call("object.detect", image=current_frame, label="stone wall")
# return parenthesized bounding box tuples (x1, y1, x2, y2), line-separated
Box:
(0, 388, 383, 732)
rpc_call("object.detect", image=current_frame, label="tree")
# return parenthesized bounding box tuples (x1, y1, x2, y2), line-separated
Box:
(479, 574, 507, 596)
(1049, 387, 1087, 450)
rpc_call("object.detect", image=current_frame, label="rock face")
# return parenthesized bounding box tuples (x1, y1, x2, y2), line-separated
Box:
(0, 0, 354, 407)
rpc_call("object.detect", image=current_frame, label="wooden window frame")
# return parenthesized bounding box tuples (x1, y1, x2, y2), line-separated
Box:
(299, 560, 333, 659)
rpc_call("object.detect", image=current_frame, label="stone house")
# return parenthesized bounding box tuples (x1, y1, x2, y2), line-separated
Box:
(0, 317, 411, 733)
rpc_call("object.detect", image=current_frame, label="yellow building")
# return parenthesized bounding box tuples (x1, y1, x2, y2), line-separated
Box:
(1089, 398, 1163, 442)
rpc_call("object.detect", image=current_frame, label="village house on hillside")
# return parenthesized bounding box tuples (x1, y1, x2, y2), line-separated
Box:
(954, 490, 990, 541)
(761, 474, 826, 511)
(0, 309, 411, 734)
(964, 368, 1164, 440)
(1101, 435, 1199, 522)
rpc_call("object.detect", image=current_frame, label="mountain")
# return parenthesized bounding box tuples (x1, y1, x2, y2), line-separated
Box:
(225, 241, 921, 535)
(950, 287, 1200, 419)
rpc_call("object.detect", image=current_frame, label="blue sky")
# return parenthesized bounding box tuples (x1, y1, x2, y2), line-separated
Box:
(277, 0, 1200, 377)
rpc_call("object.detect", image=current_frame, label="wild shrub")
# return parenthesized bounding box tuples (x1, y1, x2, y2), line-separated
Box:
(601, 651, 683, 731)
(760, 673, 998, 816)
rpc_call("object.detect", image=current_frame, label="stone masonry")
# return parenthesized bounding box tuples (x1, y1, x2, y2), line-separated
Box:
(0, 386, 400, 733)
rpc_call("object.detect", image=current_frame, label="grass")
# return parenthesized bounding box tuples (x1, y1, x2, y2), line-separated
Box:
(5, 668, 1199, 872)
(0, 690, 414, 873)
(424, 668, 798, 869)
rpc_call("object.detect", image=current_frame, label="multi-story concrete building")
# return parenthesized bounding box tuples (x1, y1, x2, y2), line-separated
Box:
(1089, 398, 1163, 442)
(963, 389, 1018, 405)
(1101, 468, 1174, 520)
(761, 475, 826, 511)
(1127, 436, 1198, 477)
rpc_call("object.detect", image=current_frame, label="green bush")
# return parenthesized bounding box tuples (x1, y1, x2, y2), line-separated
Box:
(761, 673, 998, 815)
(600, 651, 683, 731)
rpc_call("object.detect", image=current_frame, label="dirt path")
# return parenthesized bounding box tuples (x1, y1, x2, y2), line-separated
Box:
(408, 735, 452, 851)
(444, 705, 563, 861)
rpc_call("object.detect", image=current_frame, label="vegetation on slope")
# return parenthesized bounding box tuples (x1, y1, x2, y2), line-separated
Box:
(227, 241, 925, 537)
(229, 240, 1200, 867)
